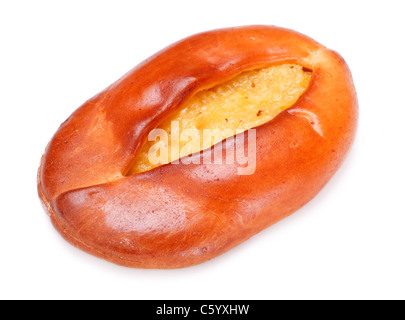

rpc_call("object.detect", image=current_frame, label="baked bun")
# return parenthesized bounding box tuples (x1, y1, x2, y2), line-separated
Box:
(38, 25, 358, 268)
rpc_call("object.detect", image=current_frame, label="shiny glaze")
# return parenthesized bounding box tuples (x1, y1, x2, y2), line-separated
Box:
(38, 26, 358, 268)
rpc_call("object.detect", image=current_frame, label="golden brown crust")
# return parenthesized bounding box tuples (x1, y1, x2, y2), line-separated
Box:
(38, 25, 358, 268)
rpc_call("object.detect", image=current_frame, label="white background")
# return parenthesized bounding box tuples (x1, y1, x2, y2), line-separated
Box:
(1, 0, 404, 300)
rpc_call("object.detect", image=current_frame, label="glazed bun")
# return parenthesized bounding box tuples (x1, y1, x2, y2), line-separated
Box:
(38, 26, 358, 268)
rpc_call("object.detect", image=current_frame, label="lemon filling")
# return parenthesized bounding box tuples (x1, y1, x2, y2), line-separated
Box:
(128, 64, 311, 174)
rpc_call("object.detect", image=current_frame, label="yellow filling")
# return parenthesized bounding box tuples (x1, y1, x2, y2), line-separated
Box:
(128, 64, 311, 174)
